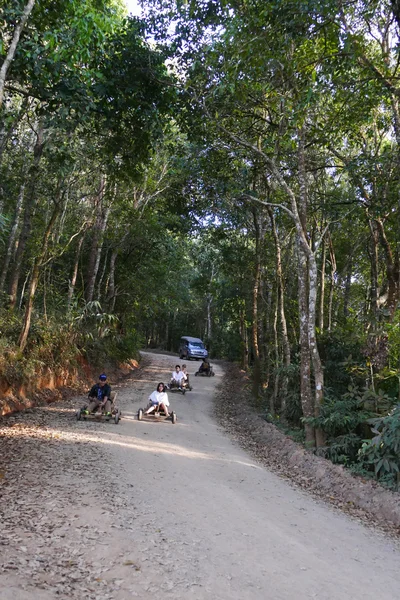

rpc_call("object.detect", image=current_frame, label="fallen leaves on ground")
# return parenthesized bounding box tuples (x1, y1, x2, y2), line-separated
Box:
(214, 362, 400, 538)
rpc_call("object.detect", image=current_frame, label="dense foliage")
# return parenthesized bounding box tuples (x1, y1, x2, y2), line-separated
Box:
(1, 0, 400, 488)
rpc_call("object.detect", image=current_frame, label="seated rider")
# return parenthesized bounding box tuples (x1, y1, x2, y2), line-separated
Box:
(170, 365, 185, 388)
(181, 364, 189, 386)
(198, 357, 210, 374)
(145, 382, 169, 417)
(87, 374, 112, 414)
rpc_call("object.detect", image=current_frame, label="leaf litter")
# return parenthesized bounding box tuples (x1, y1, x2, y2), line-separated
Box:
(214, 362, 400, 539)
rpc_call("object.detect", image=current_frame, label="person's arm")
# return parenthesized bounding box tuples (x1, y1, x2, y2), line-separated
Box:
(88, 384, 97, 398)
(101, 384, 111, 406)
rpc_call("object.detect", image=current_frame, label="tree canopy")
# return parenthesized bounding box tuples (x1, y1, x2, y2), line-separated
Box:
(2, 0, 400, 486)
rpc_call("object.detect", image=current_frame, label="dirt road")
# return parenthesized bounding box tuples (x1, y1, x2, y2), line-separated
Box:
(1, 351, 400, 600)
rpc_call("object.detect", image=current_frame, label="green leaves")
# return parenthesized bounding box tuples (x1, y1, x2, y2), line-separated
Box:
(359, 404, 400, 488)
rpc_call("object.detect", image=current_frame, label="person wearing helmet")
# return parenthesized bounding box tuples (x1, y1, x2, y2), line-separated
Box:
(87, 374, 112, 415)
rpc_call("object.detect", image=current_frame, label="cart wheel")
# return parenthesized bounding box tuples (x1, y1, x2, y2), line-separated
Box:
(182, 388, 186, 395)
(114, 410, 120, 425)
(195, 372, 198, 376)
(138, 408, 143, 421)
(211, 371, 215, 376)
(171, 412, 177, 424)
(76, 409, 82, 421)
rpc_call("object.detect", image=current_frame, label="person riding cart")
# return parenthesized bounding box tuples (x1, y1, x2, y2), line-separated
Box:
(169, 365, 186, 389)
(181, 364, 192, 390)
(87, 373, 112, 415)
(197, 358, 211, 376)
(138, 383, 176, 423)
(145, 382, 170, 417)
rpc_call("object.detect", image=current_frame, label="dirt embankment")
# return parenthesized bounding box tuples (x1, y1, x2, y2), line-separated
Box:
(0, 357, 141, 417)
(215, 362, 400, 534)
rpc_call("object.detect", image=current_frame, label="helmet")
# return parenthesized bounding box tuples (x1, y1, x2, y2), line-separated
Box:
(99, 373, 107, 381)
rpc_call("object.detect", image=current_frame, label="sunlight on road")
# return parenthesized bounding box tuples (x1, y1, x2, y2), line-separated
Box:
(0, 421, 260, 470)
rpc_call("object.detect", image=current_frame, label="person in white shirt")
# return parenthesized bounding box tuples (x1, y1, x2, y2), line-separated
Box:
(145, 382, 170, 417)
(170, 365, 185, 389)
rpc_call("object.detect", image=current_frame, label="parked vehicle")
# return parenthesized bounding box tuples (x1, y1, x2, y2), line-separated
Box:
(179, 336, 208, 360)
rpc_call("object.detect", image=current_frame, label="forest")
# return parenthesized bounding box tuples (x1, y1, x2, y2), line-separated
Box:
(1, 0, 400, 489)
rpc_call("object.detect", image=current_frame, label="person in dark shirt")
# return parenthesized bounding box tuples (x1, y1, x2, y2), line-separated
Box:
(87, 374, 112, 414)
(198, 358, 211, 375)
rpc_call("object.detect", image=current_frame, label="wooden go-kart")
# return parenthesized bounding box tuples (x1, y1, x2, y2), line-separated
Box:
(168, 379, 189, 394)
(195, 364, 215, 377)
(76, 391, 121, 424)
(137, 403, 177, 424)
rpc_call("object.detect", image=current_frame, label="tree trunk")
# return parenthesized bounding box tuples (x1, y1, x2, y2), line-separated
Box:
(268, 207, 291, 416)
(342, 255, 352, 322)
(271, 287, 279, 417)
(327, 234, 337, 332)
(375, 218, 399, 317)
(0, 0, 36, 108)
(261, 272, 272, 391)
(297, 242, 315, 446)
(55, 189, 69, 245)
(318, 236, 327, 332)
(67, 234, 85, 310)
(368, 219, 380, 319)
(251, 208, 262, 398)
(106, 247, 118, 308)
(8, 119, 45, 309)
(0, 182, 25, 293)
(85, 176, 109, 303)
(96, 248, 109, 302)
(239, 306, 249, 370)
(309, 250, 326, 447)
(206, 294, 212, 340)
(18, 199, 61, 351)
(298, 130, 325, 447)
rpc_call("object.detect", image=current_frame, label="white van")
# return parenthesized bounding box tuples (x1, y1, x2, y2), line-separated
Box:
(179, 336, 208, 360)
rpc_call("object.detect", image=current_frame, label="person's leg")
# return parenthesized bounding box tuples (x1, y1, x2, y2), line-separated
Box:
(145, 404, 156, 414)
(103, 399, 112, 414)
(160, 402, 169, 417)
(87, 400, 100, 413)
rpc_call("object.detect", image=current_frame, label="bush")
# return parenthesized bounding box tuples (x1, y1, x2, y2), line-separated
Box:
(0, 303, 142, 391)
(303, 385, 394, 465)
(358, 404, 400, 490)
(269, 360, 303, 425)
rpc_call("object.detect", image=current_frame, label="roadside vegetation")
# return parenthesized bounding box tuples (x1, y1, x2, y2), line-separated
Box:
(1, 0, 400, 489)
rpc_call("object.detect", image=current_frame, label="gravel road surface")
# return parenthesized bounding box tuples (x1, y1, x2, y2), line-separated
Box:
(1, 351, 399, 600)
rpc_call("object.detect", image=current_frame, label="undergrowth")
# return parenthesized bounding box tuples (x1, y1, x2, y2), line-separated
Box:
(0, 303, 141, 391)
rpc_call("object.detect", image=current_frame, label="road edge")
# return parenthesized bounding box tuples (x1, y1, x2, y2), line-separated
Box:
(214, 361, 400, 536)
